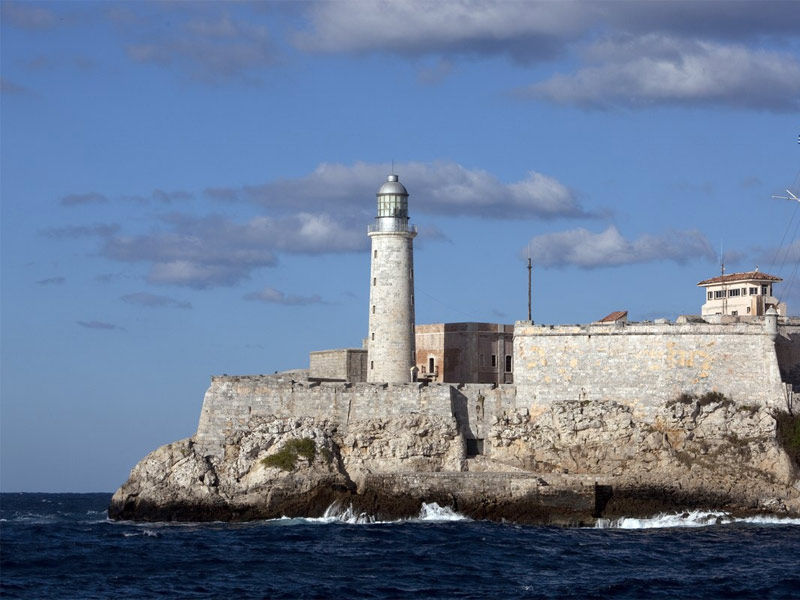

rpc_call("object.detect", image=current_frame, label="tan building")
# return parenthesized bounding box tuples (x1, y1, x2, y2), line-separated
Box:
(698, 270, 786, 317)
(415, 322, 514, 384)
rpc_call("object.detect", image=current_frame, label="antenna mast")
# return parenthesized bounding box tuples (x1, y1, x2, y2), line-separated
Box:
(527, 255, 533, 322)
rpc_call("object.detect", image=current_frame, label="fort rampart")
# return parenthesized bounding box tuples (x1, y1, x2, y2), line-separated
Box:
(196, 321, 800, 458)
(514, 321, 790, 420)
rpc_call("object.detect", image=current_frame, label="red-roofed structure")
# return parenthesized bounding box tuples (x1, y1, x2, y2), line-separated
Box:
(697, 269, 785, 317)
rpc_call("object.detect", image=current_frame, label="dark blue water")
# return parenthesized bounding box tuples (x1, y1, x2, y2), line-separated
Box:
(2, 493, 800, 599)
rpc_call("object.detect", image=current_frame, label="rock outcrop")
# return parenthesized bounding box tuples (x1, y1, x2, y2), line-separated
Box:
(110, 397, 800, 524)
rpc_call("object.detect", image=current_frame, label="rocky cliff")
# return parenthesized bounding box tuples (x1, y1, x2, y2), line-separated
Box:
(109, 391, 800, 524)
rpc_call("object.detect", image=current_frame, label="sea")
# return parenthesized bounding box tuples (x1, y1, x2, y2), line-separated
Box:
(2, 493, 800, 599)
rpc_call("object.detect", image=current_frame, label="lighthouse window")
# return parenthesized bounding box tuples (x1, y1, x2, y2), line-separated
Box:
(373, 277, 376, 286)
(372, 305, 376, 314)
(428, 357, 435, 374)
(374, 250, 377, 258)
(371, 332, 374, 340)
(370, 361, 374, 370)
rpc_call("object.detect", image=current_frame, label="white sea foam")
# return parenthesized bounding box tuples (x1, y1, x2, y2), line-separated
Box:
(414, 502, 469, 522)
(122, 529, 160, 538)
(310, 502, 380, 524)
(298, 501, 469, 524)
(596, 510, 800, 529)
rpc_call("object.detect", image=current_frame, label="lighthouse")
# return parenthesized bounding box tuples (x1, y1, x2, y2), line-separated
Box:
(367, 173, 417, 383)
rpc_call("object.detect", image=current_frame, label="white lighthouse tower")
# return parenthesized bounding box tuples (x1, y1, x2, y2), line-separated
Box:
(367, 173, 417, 383)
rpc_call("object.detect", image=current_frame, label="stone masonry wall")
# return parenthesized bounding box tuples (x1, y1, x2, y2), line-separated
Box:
(513, 321, 785, 420)
(195, 375, 452, 457)
(776, 323, 800, 386)
(309, 349, 367, 382)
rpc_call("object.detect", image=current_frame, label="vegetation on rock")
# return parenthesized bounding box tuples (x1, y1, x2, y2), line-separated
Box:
(666, 391, 733, 409)
(261, 438, 317, 471)
(776, 412, 800, 468)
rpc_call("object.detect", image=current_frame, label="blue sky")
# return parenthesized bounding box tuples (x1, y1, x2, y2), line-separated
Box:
(2, 0, 799, 492)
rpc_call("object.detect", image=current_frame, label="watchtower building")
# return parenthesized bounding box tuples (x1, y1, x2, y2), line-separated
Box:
(367, 174, 417, 383)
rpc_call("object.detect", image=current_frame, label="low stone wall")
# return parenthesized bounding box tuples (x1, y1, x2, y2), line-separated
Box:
(195, 376, 454, 457)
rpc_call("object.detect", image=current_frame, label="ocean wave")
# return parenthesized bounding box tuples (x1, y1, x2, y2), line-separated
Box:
(415, 502, 470, 522)
(122, 529, 160, 538)
(595, 510, 800, 529)
(290, 501, 469, 525)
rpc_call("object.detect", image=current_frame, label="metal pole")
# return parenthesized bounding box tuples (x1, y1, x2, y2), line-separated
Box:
(527, 257, 532, 322)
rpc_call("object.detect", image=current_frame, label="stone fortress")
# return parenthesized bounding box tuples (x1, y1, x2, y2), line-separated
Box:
(112, 174, 800, 523)
(197, 174, 800, 459)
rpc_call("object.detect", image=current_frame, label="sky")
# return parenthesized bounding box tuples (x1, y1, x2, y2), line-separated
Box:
(2, 0, 799, 492)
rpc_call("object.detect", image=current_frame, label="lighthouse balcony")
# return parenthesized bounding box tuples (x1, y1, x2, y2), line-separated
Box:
(368, 222, 417, 234)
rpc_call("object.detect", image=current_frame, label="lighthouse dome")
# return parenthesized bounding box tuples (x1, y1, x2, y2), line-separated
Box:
(378, 174, 408, 196)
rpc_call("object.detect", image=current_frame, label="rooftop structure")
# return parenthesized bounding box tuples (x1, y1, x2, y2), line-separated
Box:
(698, 269, 786, 317)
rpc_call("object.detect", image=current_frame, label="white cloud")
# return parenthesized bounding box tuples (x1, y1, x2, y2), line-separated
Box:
(76, 320, 123, 331)
(101, 212, 365, 288)
(295, 1, 799, 57)
(522, 35, 800, 111)
(240, 161, 589, 220)
(1, 1, 56, 30)
(60, 192, 109, 206)
(526, 225, 715, 269)
(294, 1, 588, 60)
(121, 292, 192, 309)
(126, 13, 276, 83)
(41, 223, 120, 239)
(243, 287, 324, 306)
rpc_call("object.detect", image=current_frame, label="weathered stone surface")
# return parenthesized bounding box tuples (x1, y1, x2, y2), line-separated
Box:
(110, 398, 800, 523)
(109, 418, 354, 521)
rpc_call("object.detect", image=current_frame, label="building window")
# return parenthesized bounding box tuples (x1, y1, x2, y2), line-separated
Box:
(729, 288, 740, 297)
(370, 361, 374, 370)
(750, 287, 758, 295)
(374, 250, 377, 258)
(714, 290, 726, 299)
(491, 354, 497, 367)
(428, 357, 435, 374)
(707, 292, 712, 300)
(762, 285, 768, 295)
(371, 332, 374, 340)
(747, 307, 751, 314)
(741, 288, 746, 295)
(505, 355, 512, 372)
(732, 310, 738, 316)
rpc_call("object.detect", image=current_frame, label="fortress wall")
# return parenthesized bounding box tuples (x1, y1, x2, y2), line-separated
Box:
(449, 384, 518, 443)
(195, 376, 453, 457)
(513, 321, 785, 420)
(776, 323, 800, 386)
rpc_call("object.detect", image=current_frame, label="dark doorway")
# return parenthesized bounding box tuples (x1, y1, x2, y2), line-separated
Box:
(466, 438, 484, 457)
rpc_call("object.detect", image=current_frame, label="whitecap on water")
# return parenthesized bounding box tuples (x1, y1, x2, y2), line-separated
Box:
(414, 502, 469, 522)
(291, 501, 469, 525)
(595, 510, 800, 529)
